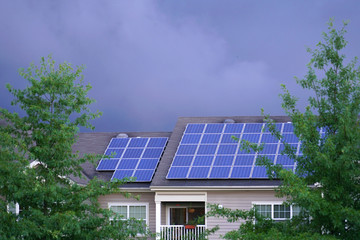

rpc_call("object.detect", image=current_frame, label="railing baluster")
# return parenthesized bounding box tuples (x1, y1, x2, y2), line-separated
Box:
(160, 225, 206, 240)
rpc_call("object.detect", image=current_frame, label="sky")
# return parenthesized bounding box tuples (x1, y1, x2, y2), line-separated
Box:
(1, 1, 360, 132)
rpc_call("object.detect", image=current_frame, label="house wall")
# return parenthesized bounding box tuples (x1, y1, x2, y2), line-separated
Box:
(206, 190, 283, 240)
(98, 192, 156, 234)
(97, 189, 283, 239)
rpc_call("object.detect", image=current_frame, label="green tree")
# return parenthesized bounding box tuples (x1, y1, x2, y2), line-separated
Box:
(0, 56, 150, 239)
(207, 20, 360, 239)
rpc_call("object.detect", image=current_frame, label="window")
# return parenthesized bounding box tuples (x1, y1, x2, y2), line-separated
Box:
(109, 203, 148, 225)
(167, 205, 206, 225)
(253, 202, 300, 221)
(7, 202, 19, 215)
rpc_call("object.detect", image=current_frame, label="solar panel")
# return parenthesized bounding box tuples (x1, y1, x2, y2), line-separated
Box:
(197, 145, 217, 154)
(185, 124, 205, 133)
(167, 167, 189, 178)
(188, 167, 210, 178)
(231, 166, 252, 178)
(166, 123, 303, 180)
(193, 156, 213, 166)
(210, 167, 231, 178)
(181, 134, 201, 144)
(172, 156, 193, 166)
(96, 137, 168, 182)
(97, 159, 119, 170)
(205, 124, 224, 133)
(201, 134, 221, 143)
(214, 155, 234, 166)
(251, 166, 268, 178)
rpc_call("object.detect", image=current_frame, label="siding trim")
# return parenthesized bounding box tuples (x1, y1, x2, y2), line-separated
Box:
(155, 192, 207, 202)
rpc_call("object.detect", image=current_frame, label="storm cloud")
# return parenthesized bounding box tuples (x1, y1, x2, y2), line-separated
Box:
(1, 1, 360, 131)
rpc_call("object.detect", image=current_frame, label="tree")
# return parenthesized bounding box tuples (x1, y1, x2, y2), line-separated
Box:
(0, 56, 150, 239)
(207, 20, 360, 239)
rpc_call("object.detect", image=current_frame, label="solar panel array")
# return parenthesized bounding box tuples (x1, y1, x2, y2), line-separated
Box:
(96, 137, 168, 182)
(166, 123, 304, 179)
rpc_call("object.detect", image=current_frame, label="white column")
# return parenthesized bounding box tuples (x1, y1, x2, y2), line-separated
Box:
(155, 201, 161, 240)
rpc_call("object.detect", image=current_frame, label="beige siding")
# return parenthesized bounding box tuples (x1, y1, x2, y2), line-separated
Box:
(97, 189, 284, 239)
(207, 190, 284, 240)
(98, 192, 156, 234)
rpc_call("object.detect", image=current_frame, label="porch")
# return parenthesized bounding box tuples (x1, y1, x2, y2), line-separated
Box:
(155, 192, 207, 240)
(160, 225, 206, 240)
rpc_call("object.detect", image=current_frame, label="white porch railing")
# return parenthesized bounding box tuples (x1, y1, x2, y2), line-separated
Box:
(160, 225, 206, 240)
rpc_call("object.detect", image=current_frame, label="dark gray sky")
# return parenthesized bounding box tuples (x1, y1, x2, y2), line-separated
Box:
(1, 1, 359, 132)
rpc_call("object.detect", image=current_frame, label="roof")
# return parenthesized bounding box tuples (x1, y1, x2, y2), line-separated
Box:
(150, 116, 290, 188)
(71, 116, 292, 189)
(72, 131, 172, 187)
(3, 116, 293, 188)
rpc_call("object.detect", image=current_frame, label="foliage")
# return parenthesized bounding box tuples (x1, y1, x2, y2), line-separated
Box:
(0, 56, 151, 239)
(208, 20, 360, 239)
(207, 204, 336, 240)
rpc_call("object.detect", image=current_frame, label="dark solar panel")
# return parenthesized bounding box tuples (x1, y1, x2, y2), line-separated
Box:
(188, 167, 210, 178)
(166, 123, 302, 180)
(261, 134, 279, 143)
(117, 159, 138, 169)
(251, 166, 268, 178)
(205, 124, 224, 133)
(137, 159, 159, 169)
(109, 138, 129, 148)
(231, 166, 252, 178)
(210, 167, 231, 178)
(172, 156, 193, 166)
(214, 155, 234, 166)
(193, 156, 213, 166)
(234, 155, 255, 166)
(243, 123, 263, 133)
(112, 170, 133, 180)
(217, 144, 237, 154)
(197, 145, 217, 155)
(97, 159, 119, 170)
(221, 134, 240, 143)
(177, 145, 197, 155)
(167, 167, 189, 178)
(96, 137, 168, 182)
(185, 124, 205, 133)
(133, 170, 154, 181)
(181, 134, 201, 144)
(104, 149, 124, 158)
(201, 134, 221, 143)
(224, 123, 244, 133)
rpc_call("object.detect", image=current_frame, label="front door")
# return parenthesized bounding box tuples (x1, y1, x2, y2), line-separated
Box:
(169, 207, 186, 225)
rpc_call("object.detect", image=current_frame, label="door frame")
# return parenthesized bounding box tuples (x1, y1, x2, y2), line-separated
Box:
(167, 205, 188, 225)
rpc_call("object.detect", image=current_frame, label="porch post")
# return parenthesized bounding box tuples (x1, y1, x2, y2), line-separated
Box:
(155, 201, 161, 240)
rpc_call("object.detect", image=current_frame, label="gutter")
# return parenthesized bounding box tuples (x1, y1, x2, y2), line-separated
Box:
(150, 185, 278, 191)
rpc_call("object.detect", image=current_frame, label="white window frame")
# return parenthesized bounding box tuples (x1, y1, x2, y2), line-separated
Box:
(7, 202, 20, 215)
(108, 202, 149, 226)
(166, 206, 188, 225)
(165, 204, 206, 226)
(252, 201, 298, 220)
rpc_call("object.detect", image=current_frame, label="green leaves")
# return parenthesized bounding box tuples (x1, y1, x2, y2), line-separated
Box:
(277, 20, 360, 239)
(207, 20, 360, 240)
(0, 56, 149, 239)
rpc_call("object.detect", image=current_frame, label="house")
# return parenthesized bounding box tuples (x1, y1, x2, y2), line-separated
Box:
(72, 116, 303, 239)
